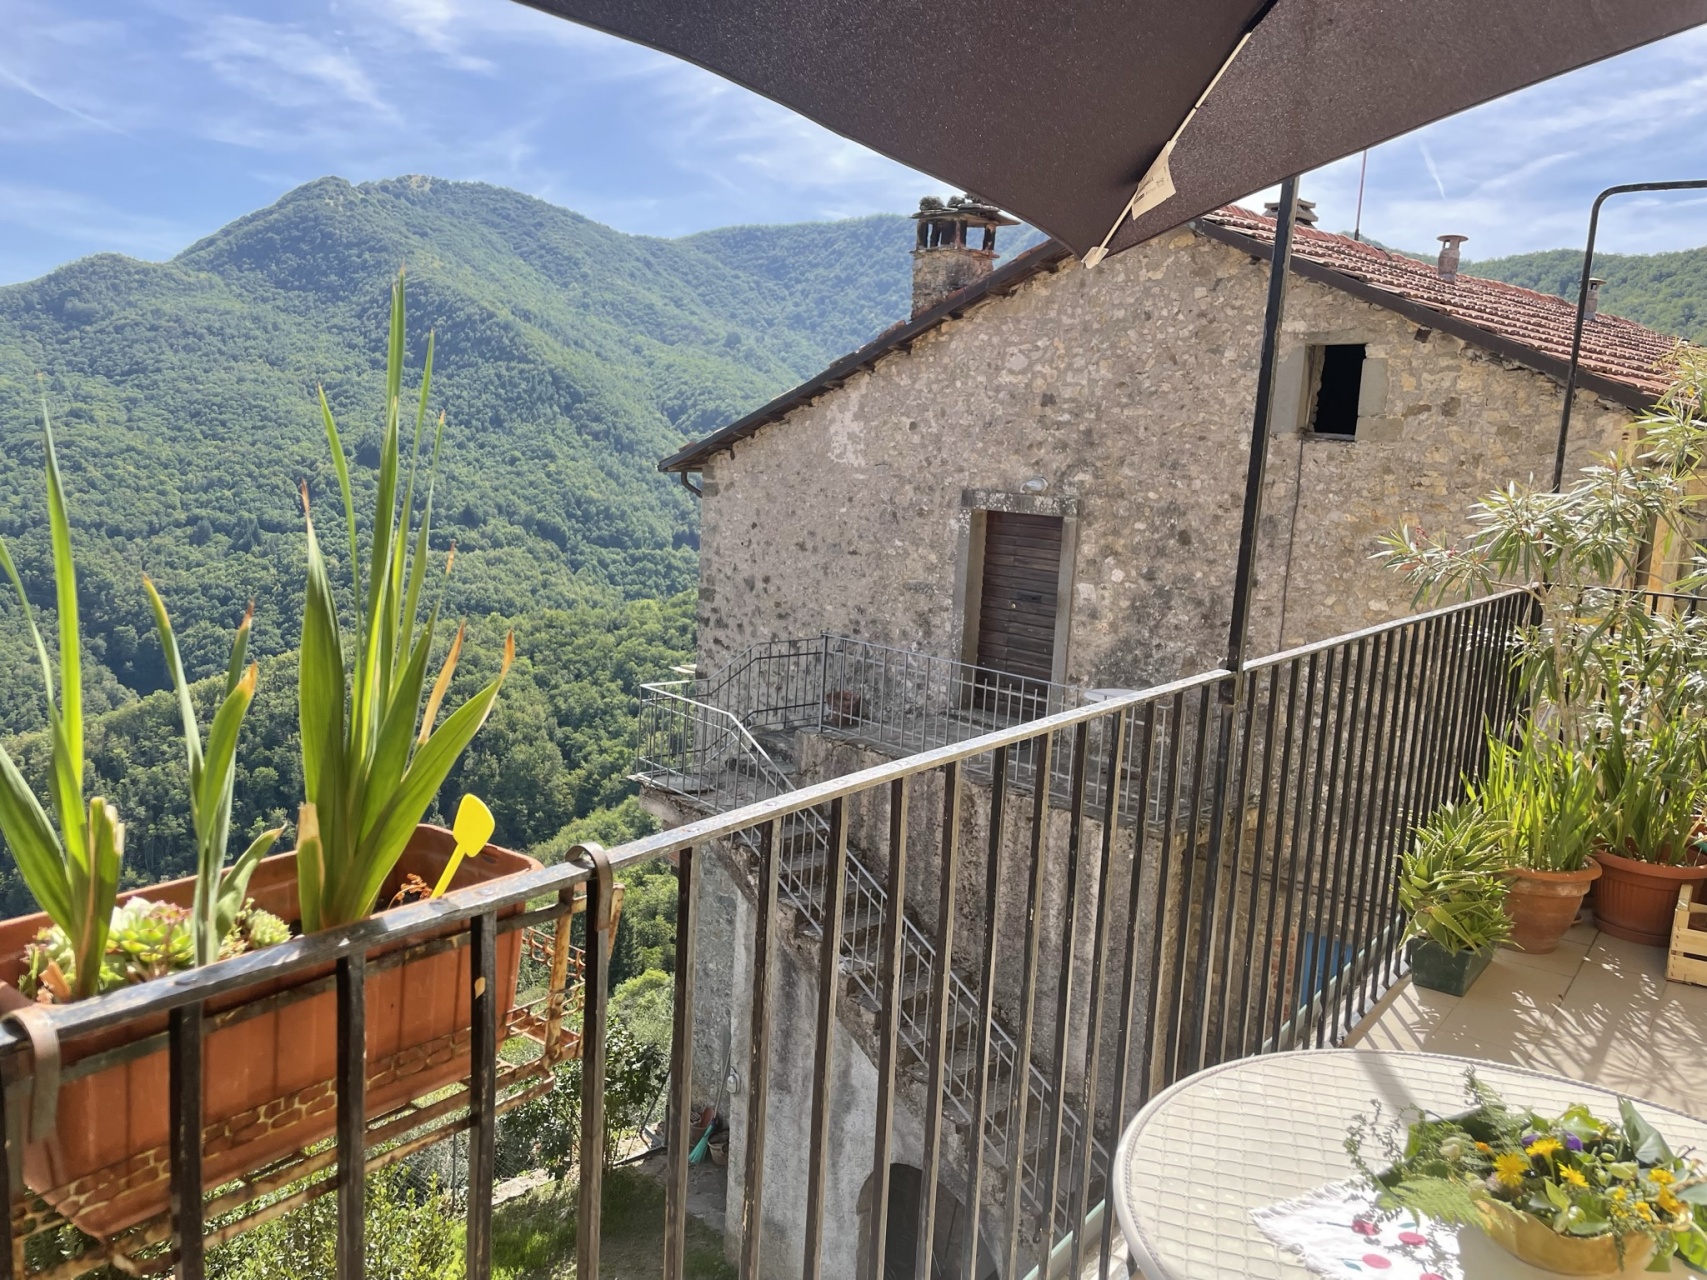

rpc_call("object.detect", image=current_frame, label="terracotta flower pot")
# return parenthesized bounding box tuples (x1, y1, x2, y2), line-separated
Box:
(0, 824, 538, 1240)
(1592, 847, 1707, 947)
(1502, 863, 1601, 955)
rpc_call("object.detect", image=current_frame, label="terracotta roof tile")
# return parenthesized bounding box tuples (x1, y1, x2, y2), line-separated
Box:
(1204, 206, 1681, 400)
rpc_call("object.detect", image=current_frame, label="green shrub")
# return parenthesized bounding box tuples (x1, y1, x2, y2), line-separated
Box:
(492, 1167, 735, 1280)
(496, 1016, 668, 1179)
(611, 969, 674, 1054)
(206, 1165, 464, 1280)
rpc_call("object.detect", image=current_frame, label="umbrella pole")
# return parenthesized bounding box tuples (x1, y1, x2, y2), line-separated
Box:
(1225, 173, 1301, 681)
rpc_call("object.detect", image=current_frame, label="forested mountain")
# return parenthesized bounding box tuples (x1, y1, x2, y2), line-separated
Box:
(0, 175, 1002, 902)
(0, 176, 938, 734)
(1468, 244, 1707, 343)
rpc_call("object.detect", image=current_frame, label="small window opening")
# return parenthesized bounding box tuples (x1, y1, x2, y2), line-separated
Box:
(1310, 343, 1366, 439)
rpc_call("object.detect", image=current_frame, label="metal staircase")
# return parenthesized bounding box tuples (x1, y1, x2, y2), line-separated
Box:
(637, 657, 1101, 1243)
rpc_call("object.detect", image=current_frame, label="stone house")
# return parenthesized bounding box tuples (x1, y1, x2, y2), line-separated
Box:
(664, 201, 1672, 693)
(638, 200, 1679, 1279)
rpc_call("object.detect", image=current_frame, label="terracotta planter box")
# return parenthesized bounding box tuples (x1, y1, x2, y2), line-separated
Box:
(0, 825, 538, 1240)
(1592, 847, 1707, 948)
(1502, 862, 1600, 955)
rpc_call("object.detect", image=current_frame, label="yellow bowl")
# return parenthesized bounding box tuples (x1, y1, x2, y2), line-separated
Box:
(1473, 1199, 1666, 1276)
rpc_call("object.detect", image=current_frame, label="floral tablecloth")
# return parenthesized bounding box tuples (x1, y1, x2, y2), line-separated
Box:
(1253, 1183, 1459, 1279)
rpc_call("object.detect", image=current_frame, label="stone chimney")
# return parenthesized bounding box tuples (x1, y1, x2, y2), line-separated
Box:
(910, 194, 1018, 318)
(1437, 235, 1468, 283)
(1263, 197, 1319, 227)
(1585, 277, 1606, 320)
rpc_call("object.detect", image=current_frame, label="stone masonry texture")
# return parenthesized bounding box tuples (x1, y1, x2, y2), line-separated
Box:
(692, 226, 1634, 691)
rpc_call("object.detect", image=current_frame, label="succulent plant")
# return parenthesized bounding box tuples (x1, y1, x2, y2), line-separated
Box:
(220, 901, 292, 958)
(19, 896, 291, 1003)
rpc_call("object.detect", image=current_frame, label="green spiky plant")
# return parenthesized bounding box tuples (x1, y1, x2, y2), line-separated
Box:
(295, 270, 513, 933)
(1398, 801, 1511, 953)
(144, 584, 285, 964)
(0, 405, 122, 1001)
(1472, 722, 1599, 873)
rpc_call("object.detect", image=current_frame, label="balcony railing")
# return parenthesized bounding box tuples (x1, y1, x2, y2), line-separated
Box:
(642, 634, 1146, 821)
(0, 589, 1524, 1280)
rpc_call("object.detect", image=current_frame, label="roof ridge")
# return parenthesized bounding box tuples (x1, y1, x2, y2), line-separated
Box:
(660, 211, 1679, 474)
(1203, 205, 1674, 336)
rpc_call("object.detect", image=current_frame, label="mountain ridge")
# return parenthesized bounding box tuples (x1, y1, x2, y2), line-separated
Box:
(0, 174, 946, 735)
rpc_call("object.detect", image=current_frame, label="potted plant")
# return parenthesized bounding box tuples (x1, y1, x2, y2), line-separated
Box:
(1471, 726, 1601, 955)
(0, 274, 540, 1239)
(1349, 1077, 1707, 1275)
(1381, 348, 1707, 954)
(1588, 670, 1707, 946)
(1398, 802, 1510, 994)
(0, 404, 124, 1005)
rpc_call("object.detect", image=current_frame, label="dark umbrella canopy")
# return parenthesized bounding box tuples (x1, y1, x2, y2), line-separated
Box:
(518, 0, 1706, 261)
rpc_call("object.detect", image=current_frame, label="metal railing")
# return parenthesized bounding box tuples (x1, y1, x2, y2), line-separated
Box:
(637, 677, 1098, 1234)
(0, 589, 1525, 1280)
(632, 589, 1525, 1278)
(644, 634, 1152, 817)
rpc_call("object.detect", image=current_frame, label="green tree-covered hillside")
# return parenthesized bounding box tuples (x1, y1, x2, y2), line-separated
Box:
(0, 175, 995, 900)
(0, 176, 932, 735)
(1468, 244, 1707, 344)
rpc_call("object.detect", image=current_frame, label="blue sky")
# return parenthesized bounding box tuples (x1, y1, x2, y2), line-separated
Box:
(3, 1, 1707, 286)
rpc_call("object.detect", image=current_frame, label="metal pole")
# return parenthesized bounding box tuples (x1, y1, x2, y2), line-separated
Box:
(1226, 173, 1302, 679)
(1552, 179, 1707, 491)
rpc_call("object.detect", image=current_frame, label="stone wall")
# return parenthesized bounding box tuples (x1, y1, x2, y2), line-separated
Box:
(693, 227, 1634, 691)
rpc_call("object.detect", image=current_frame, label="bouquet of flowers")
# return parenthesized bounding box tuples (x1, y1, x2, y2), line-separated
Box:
(1348, 1074, 1707, 1275)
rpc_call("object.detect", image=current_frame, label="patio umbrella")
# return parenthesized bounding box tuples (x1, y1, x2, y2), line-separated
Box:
(516, 0, 1706, 263)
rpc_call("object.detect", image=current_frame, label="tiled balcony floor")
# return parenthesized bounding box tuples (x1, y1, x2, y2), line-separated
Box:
(1349, 922, 1707, 1116)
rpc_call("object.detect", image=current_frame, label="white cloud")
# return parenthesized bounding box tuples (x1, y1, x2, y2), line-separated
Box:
(0, 62, 127, 134)
(188, 15, 395, 119)
(347, 0, 617, 60)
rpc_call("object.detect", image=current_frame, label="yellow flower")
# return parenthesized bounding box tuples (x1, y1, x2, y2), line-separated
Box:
(1635, 1201, 1656, 1222)
(1559, 1166, 1588, 1188)
(1611, 1187, 1629, 1203)
(1658, 1190, 1682, 1217)
(1526, 1137, 1563, 1159)
(1475, 1141, 1492, 1153)
(1650, 1168, 1675, 1187)
(1494, 1153, 1530, 1188)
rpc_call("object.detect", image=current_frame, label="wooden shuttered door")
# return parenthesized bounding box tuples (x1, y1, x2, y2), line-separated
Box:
(974, 511, 1063, 683)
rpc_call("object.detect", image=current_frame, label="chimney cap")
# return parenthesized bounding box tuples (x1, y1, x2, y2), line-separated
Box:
(1263, 197, 1319, 227)
(911, 192, 1017, 225)
(1437, 234, 1469, 248)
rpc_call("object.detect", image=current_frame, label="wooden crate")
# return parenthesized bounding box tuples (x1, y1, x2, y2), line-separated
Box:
(1667, 883, 1707, 987)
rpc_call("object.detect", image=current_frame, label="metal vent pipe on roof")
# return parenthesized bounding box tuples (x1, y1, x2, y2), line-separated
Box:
(1585, 277, 1606, 320)
(1437, 235, 1468, 283)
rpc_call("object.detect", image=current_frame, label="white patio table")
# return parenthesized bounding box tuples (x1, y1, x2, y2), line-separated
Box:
(1113, 1048, 1707, 1280)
